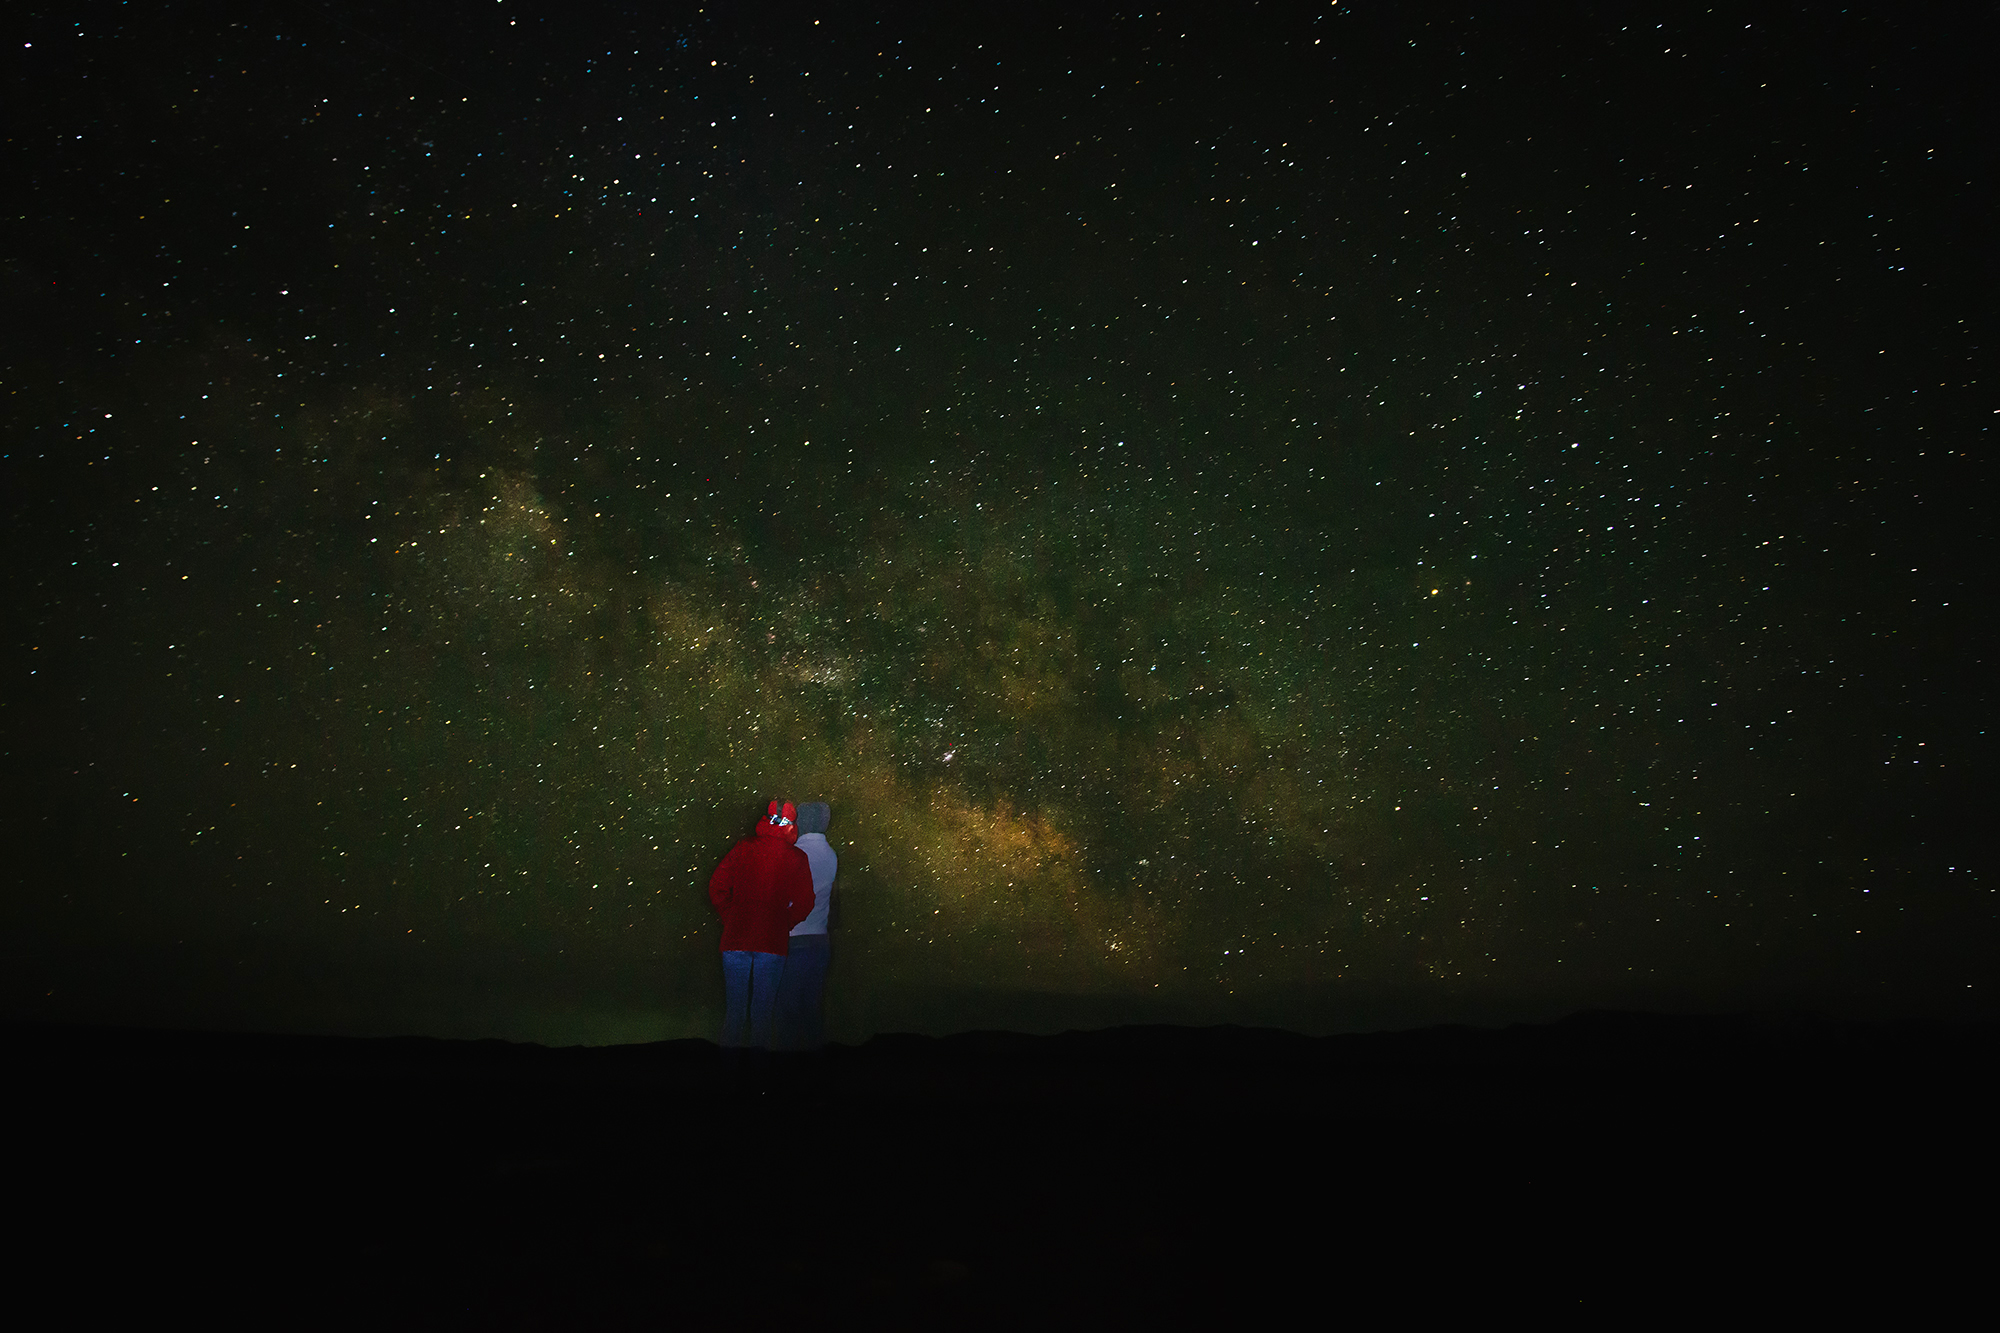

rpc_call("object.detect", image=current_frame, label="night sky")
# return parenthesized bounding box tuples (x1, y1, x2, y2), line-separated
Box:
(4, 1, 1990, 1045)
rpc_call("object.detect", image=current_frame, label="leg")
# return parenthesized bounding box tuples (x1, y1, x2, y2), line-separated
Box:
(747, 951, 787, 1049)
(772, 935, 812, 1050)
(805, 933, 829, 1049)
(719, 951, 753, 1048)
(784, 934, 830, 1050)
(771, 945, 797, 1051)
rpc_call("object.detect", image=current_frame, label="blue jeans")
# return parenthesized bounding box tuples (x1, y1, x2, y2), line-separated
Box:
(720, 950, 786, 1049)
(773, 933, 830, 1051)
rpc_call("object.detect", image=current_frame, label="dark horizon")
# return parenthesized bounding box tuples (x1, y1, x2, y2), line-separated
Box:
(3, 1, 1991, 1047)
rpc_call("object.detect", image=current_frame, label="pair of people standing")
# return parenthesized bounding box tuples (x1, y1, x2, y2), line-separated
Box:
(706, 799, 838, 1050)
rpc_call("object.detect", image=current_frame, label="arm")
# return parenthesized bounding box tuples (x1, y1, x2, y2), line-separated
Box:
(708, 845, 736, 913)
(785, 853, 816, 930)
(826, 848, 839, 928)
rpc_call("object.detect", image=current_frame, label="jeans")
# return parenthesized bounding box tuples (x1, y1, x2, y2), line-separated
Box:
(773, 933, 830, 1051)
(720, 950, 786, 1049)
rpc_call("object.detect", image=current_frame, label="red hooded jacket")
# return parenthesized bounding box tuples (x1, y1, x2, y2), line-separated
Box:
(708, 802, 816, 954)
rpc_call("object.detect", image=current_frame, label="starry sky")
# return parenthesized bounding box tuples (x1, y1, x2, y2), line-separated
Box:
(4, 1, 1990, 1044)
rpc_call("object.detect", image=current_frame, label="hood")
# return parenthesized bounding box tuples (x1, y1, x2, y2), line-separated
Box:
(756, 799, 800, 844)
(795, 802, 831, 836)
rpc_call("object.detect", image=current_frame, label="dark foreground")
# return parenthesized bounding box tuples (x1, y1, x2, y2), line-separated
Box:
(15, 1012, 1992, 1325)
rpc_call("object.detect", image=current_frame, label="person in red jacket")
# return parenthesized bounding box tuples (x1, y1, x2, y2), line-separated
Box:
(708, 800, 817, 1049)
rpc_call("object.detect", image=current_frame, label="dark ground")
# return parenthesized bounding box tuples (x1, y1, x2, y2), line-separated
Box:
(15, 1012, 1991, 1325)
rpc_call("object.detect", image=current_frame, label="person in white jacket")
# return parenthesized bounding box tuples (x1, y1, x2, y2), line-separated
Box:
(773, 800, 838, 1050)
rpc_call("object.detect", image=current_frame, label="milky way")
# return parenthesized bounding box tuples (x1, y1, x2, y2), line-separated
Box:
(3, 2, 1988, 1042)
